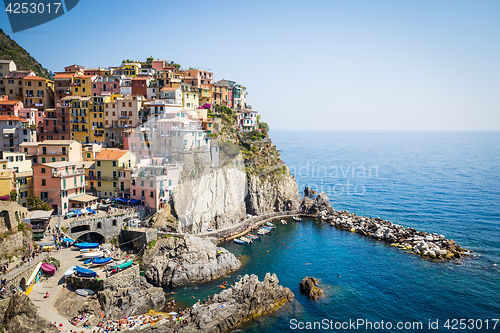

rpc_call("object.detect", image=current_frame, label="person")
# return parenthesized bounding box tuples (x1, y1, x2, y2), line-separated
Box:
(44, 292, 49, 298)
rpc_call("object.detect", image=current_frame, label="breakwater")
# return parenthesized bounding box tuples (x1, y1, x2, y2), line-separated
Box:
(301, 191, 470, 260)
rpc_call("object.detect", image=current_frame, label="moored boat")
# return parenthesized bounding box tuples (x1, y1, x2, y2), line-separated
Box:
(293, 216, 302, 221)
(75, 266, 97, 278)
(92, 257, 113, 265)
(64, 266, 77, 278)
(107, 259, 125, 270)
(281, 219, 287, 225)
(40, 263, 56, 275)
(112, 260, 133, 271)
(234, 238, 246, 244)
(82, 251, 103, 259)
(266, 222, 275, 228)
(247, 234, 260, 240)
(73, 242, 100, 249)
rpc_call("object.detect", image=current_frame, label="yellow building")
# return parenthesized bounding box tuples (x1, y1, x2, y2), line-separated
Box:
(181, 84, 199, 109)
(0, 151, 33, 206)
(90, 96, 105, 143)
(71, 75, 96, 97)
(199, 85, 213, 105)
(91, 149, 137, 199)
(122, 62, 141, 78)
(0, 167, 14, 198)
(22, 75, 55, 113)
(66, 96, 92, 143)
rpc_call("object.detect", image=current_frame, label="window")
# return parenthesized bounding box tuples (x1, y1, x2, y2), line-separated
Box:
(41, 179, 46, 186)
(133, 190, 136, 196)
(41, 157, 46, 163)
(113, 182, 117, 187)
(150, 191, 154, 198)
(97, 222, 102, 229)
(97, 161, 101, 167)
(141, 190, 145, 197)
(112, 161, 117, 167)
(98, 181, 101, 187)
(150, 181, 153, 188)
(41, 167, 46, 173)
(87, 153, 91, 158)
(112, 219, 117, 226)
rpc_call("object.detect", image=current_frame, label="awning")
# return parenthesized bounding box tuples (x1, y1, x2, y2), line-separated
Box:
(116, 197, 130, 203)
(69, 194, 98, 203)
(129, 199, 141, 204)
(3, 128, 15, 134)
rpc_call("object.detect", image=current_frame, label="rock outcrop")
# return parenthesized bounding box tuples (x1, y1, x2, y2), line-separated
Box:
(299, 277, 323, 300)
(142, 273, 294, 333)
(300, 191, 334, 216)
(1, 293, 57, 333)
(303, 187, 317, 197)
(145, 235, 241, 287)
(98, 275, 165, 320)
(301, 189, 470, 260)
(246, 171, 301, 216)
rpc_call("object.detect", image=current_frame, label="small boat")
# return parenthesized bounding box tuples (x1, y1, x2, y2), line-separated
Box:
(26, 262, 43, 286)
(107, 259, 126, 270)
(80, 248, 100, 253)
(75, 266, 97, 278)
(75, 289, 89, 297)
(247, 234, 260, 240)
(73, 242, 100, 249)
(40, 263, 56, 275)
(64, 266, 77, 278)
(293, 216, 302, 221)
(82, 251, 103, 259)
(81, 288, 95, 295)
(240, 237, 253, 243)
(112, 260, 133, 271)
(261, 226, 273, 231)
(92, 257, 113, 265)
(45, 257, 60, 269)
(266, 222, 275, 228)
(281, 219, 287, 225)
(41, 245, 55, 252)
(257, 229, 270, 235)
(234, 239, 246, 244)
(25, 284, 34, 296)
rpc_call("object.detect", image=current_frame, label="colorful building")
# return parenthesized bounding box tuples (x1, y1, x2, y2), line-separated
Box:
(182, 69, 214, 87)
(0, 99, 23, 116)
(71, 75, 96, 97)
(130, 164, 182, 212)
(22, 75, 54, 115)
(0, 151, 33, 207)
(91, 149, 137, 199)
(20, 140, 82, 165)
(181, 84, 199, 109)
(33, 161, 94, 214)
(0, 115, 34, 152)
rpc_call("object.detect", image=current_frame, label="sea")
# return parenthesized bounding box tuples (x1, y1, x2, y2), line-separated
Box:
(167, 130, 500, 332)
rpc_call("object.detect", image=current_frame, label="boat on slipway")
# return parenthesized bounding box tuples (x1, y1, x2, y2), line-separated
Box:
(75, 266, 97, 278)
(73, 242, 100, 249)
(82, 251, 104, 259)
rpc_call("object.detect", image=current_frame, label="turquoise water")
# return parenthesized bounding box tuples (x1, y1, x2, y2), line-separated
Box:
(170, 131, 500, 332)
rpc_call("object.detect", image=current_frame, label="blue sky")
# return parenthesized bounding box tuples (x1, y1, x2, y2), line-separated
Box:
(1, 0, 499, 130)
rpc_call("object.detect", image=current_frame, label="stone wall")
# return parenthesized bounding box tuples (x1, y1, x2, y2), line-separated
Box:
(0, 202, 28, 233)
(65, 212, 138, 242)
(0, 230, 32, 259)
(66, 264, 139, 291)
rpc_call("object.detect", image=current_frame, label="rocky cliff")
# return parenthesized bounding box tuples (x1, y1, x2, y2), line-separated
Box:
(143, 273, 294, 333)
(0, 294, 57, 333)
(146, 235, 241, 287)
(172, 154, 247, 233)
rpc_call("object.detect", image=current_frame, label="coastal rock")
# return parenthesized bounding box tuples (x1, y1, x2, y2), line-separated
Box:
(299, 277, 323, 300)
(301, 191, 333, 215)
(246, 171, 301, 216)
(143, 273, 293, 333)
(97, 276, 165, 320)
(304, 187, 317, 197)
(145, 235, 241, 287)
(1, 293, 57, 333)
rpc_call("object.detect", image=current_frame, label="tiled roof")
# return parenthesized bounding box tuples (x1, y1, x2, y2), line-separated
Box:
(0, 115, 27, 122)
(23, 76, 47, 80)
(95, 149, 129, 160)
(0, 100, 22, 105)
(53, 74, 75, 79)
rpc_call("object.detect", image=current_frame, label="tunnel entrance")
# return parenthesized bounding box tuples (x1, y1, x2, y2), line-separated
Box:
(76, 232, 105, 244)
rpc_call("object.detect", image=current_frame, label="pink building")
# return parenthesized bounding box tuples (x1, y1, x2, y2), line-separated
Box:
(33, 161, 97, 214)
(0, 99, 23, 116)
(130, 164, 182, 212)
(18, 107, 37, 125)
(91, 76, 121, 96)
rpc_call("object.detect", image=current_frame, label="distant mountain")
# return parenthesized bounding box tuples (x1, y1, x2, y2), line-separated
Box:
(0, 28, 52, 79)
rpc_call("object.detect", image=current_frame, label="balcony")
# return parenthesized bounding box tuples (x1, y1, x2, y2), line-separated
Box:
(119, 115, 130, 119)
(52, 169, 85, 178)
(89, 176, 119, 181)
(4, 134, 18, 138)
(3, 144, 15, 148)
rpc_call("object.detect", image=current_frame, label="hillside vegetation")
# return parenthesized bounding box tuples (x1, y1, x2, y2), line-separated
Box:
(0, 28, 52, 79)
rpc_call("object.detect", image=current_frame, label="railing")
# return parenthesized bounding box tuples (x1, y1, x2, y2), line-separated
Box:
(52, 169, 85, 177)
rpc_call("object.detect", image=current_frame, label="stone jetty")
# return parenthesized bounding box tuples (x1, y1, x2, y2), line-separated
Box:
(301, 189, 470, 260)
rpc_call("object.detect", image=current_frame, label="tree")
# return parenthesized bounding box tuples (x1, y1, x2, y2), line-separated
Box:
(146, 56, 154, 65)
(9, 191, 17, 202)
(27, 197, 51, 211)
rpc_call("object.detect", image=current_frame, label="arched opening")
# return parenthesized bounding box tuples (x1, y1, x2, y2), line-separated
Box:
(97, 222, 102, 229)
(15, 211, 19, 222)
(76, 232, 105, 244)
(1, 211, 12, 230)
(20, 277, 26, 291)
(112, 219, 117, 227)
(71, 224, 90, 233)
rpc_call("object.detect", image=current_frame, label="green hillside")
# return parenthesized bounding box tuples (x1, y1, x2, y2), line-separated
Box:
(0, 28, 52, 79)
